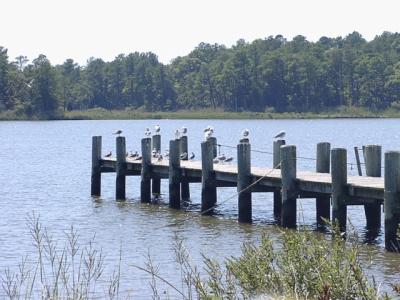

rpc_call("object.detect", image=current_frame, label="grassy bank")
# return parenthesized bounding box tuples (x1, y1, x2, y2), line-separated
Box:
(3, 106, 400, 121)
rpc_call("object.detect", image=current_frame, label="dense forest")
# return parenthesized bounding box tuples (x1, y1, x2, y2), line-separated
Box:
(1, 31, 400, 118)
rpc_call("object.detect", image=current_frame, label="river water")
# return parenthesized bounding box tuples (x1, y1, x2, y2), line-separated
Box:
(1, 119, 400, 298)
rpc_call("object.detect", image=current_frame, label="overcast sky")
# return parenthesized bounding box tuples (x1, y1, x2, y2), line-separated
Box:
(1, 0, 399, 66)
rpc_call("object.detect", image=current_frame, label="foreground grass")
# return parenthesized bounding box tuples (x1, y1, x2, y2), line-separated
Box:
(3, 106, 400, 120)
(3, 215, 400, 299)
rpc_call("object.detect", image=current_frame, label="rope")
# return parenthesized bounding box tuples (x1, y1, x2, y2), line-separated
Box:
(158, 163, 282, 229)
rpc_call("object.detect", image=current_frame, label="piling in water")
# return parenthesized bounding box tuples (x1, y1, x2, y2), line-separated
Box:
(363, 145, 382, 230)
(273, 139, 285, 219)
(151, 134, 161, 197)
(116, 136, 126, 200)
(281, 145, 297, 228)
(180, 136, 190, 201)
(201, 139, 217, 213)
(331, 148, 347, 232)
(384, 151, 400, 251)
(169, 139, 181, 208)
(140, 138, 152, 203)
(237, 140, 252, 223)
(316, 142, 331, 225)
(91, 136, 102, 196)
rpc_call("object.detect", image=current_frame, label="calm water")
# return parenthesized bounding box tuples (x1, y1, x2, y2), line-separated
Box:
(1, 119, 400, 298)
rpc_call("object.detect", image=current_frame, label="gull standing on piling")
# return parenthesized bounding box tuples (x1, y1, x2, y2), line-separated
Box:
(175, 129, 180, 140)
(113, 130, 122, 136)
(274, 130, 286, 139)
(145, 128, 151, 137)
(181, 126, 187, 136)
(154, 124, 161, 134)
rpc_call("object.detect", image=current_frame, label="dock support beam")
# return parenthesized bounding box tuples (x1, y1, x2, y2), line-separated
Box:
(151, 134, 161, 197)
(180, 136, 190, 201)
(238, 140, 252, 223)
(316, 142, 331, 225)
(91, 136, 102, 196)
(364, 145, 382, 230)
(281, 145, 297, 228)
(116, 136, 126, 200)
(273, 139, 285, 220)
(169, 139, 181, 208)
(140, 138, 152, 203)
(331, 148, 347, 231)
(384, 151, 400, 251)
(201, 139, 217, 214)
(209, 136, 217, 158)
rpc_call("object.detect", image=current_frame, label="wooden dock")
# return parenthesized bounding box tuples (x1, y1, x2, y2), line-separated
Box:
(91, 135, 400, 252)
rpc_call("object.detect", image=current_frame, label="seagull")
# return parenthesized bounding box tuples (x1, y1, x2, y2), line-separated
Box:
(154, 124, 161, 134)
(145, 128, 151, 137)
(134, 155, 142, 160)
(157, 154, 163, 162)
(218, 154, 226, 163)
(181, 127, 187, 136)
(129, 151, 139, 158)
(113, 130, 122, 136)
(213, 158, 219, 164)
(180, 152, 188, 160)
(189, 152, 195, 160)
(204, 125, 213, 133)
(204, 130, 213, 141)
(175, 129, 180, 140)
(274, 130, 286, 139)
(105, 151, 112, 157)
(224, 156, 234, 163)
(242, 129, 249, 138)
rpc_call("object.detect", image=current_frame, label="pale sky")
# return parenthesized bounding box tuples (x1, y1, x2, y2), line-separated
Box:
(1, 0, 399, 66)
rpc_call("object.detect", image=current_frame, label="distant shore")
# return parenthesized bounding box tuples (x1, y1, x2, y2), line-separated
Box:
(2, 107, 400, 121)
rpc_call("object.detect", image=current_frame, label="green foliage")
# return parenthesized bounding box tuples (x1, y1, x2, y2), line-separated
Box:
(2, 31, 400, 119)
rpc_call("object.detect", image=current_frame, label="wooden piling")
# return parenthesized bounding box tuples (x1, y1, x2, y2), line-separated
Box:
(169, 139, 181, 208)
(384, 151, 400, 251)
(91, 136, 102, 196)
(209, 136, 217, 158)
(237, 140, 252, 222)
(116, 136, 126, 200)
(180, 136, 190, 201)
(331, 148, 347, 231)
(201, 139, 217, 213)
(364, 145, 382, 229)
(151, 134, 161, 196)
(316, 142, 331, 225)
(140, 138, 152, 203)
(280, 145, 297, 228)
(354, 147, 363, 176)
(273, 139, 285, 219)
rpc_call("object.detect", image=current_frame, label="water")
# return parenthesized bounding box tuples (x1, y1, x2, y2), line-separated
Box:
(1, 119, 400, 298)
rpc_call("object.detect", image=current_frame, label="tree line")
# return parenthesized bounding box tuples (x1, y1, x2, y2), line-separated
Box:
(1, 31, 400, 118)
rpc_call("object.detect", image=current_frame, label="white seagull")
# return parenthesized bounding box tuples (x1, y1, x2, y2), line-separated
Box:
(181, 126, 188, 136)
(145, 128, 151, 137)
(274, 130, 286, 139)
(175, 129, 180, 140)
(189, 152, 195, 160)
(154, 124, 161, 134)
(242, 129, 249, 138)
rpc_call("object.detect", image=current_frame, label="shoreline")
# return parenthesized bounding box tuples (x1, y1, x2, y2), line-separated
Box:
(2, 108, 400, 121)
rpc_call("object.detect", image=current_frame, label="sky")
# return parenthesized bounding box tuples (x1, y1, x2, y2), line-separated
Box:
(1, 0, 400, 66)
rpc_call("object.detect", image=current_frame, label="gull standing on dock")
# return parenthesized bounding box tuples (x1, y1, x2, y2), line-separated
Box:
(274, 130, 286, 139)
(105, 151, 112, 157)
(189, 152, 195, 160)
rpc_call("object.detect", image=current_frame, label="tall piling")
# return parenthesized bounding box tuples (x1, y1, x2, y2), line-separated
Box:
(273, 139, 285, 219)
(316, 142, 331, 225)
(180, 135, 190, 201)
(237, 140, 252, 222)
(169, 139, 181, 208)
(116, 136, 126, 200)
(281, 145, 297, 228)
(140, 138, 152, 203)
(151, 134, 161, 197)
(384, 151, 400, 251)
(209, 136, 217, 158)
(331, 148, 347, 231)
(201, 139, 217, 213)
(91, 136, 102, 196)
(364, 145, 382, 229)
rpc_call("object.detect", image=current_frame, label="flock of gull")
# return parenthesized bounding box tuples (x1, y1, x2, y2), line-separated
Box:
(104, 126, 286, 165)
